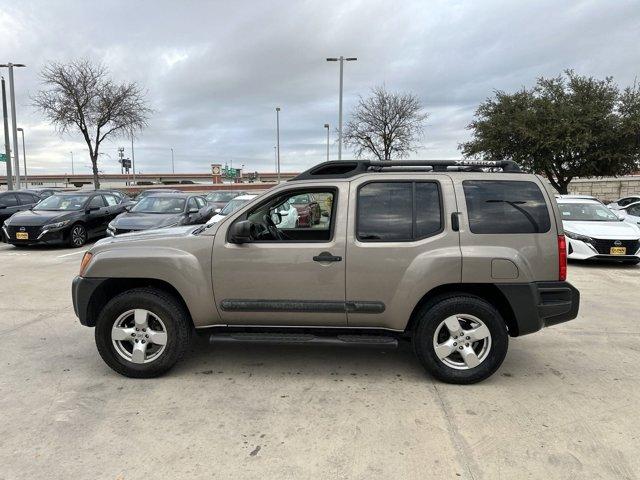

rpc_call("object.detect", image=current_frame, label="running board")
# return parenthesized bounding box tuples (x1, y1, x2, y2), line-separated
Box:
(209, 332, 398, 348)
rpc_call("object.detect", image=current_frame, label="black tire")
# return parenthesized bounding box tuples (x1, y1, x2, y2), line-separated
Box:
(413, 295, 509, 384)
(95, 288, 192, 378)
(68, 223, 87, 247)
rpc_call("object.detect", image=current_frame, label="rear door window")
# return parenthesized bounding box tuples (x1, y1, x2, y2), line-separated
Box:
(462, 180, 550, 234)
(357, 181, 442, 241)
(0, 194, 18, 207)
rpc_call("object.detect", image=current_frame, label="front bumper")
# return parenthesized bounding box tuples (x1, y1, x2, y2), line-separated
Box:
(3, 224, 67, 245)
(567, 238, 640, 260)
(496, 281, 580, 336)
(72, 276, 107, 326)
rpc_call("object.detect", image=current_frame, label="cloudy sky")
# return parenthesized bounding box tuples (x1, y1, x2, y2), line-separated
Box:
(1, 0, 639, 176)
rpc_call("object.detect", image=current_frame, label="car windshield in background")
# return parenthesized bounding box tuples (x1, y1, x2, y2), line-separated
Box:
(289, 194, 310, 204)
(559, 203, 619, 221)
(33, 195, 89, 211)
(220, 198, 250, 215)
(206, 192, 239, 202)
(132, 197, 185, 214)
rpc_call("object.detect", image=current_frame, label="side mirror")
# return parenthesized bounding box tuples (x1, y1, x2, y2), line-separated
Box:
(215, 208, 222, 214)
(188, 207, 199, 214)
(229, 220, 254, 244)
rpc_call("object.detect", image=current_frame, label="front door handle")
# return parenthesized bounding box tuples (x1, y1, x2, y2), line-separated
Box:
(313, 251, 342, 262)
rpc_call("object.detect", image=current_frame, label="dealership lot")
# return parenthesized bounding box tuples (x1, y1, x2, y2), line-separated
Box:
(0, 243, 638, 480)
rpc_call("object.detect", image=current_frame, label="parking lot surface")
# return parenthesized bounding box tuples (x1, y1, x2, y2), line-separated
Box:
(0, 242, 638, 480)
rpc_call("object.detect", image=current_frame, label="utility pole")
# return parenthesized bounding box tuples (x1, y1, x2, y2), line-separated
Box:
(131, 137, 136, 185)
(1, 77, 13, 190)
(70, 151, 74, 175)
(17, 127, 26, 186)
(0, 63, 26, 187)
(326, 56, 357, 160)
(324, 123, 330, 162)
(171, 148, 175, 173)
(275, 107, 281, 183)
(273, 146, 277, 174)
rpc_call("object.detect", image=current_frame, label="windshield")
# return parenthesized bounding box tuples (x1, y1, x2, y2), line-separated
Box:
(132, 197, 186, 214)
(33, 195, 89, 211)
(220, 198, 251, 215)
(206, 192, 240, 202)
(559, 203, 619, 222)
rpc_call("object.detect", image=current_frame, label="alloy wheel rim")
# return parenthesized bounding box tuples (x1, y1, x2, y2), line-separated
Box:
(111, 309, 168, 364)
(72, 226, 86, 246)
(432, 314, 492, 370)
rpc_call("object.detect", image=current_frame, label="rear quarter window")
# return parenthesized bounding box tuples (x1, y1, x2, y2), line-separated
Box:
(462, 180, 551, 234)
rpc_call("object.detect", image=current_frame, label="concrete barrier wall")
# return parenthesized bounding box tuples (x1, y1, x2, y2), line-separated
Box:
(568, 176, 640, 202)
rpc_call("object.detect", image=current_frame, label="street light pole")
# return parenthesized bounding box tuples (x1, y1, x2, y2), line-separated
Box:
(0, 63, 26, 187)
(17, 127, 26, 186)
(171, 148, 175, 174)
(275, 107, 281, 183)
(131, 136, 136, 185)
(324, 123, 330, 162)
(326, 56, 356, 160)
(1, 77, 13, 190)
(70, 151, 74, 175)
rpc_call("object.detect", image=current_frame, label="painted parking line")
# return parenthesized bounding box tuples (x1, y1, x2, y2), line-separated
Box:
(56, 250, 88, 258)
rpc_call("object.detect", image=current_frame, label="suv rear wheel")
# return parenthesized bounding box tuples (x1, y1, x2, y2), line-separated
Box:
(413, 295, 508, 384)
(95, 288, 192, 378)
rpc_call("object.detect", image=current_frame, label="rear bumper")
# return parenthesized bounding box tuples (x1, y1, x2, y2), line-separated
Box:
(496, 281, 580, 336)
(72, 276, 107, 326)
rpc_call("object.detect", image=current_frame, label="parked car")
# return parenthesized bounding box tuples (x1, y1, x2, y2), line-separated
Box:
(107, 193, 212, 236)
(0, 190, 41, 228)
(613, 200, 640, 227)
(204, 190, 247, 211)
(607, 195, 640, 210)
(289, 192, 322, 227)
(206, 194, 259, 224)
(26, 187, 69, 199)
(104, 189, 133, 205)
(3, 191, 126, 247)
(72, 159, 580, 384)
(135, 188, 182, 201)
(558, 197, 640, 264)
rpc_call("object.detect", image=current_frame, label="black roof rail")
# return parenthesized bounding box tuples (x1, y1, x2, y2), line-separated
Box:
(290, 159, 521, 181)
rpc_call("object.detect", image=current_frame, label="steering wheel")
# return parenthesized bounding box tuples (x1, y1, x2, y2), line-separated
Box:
(263, 214, 285, 240)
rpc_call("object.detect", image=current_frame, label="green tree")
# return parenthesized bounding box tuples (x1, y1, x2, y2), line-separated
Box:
(460, 71, 640, 193)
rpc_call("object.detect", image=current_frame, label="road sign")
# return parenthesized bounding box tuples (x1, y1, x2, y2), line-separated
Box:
(121, 158, 132, 169)
(222, 166, 238, 178)
(0, 153, 6, 162)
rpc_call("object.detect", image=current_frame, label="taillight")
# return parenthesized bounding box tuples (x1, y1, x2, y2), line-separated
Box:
(558, 235, 567, 281)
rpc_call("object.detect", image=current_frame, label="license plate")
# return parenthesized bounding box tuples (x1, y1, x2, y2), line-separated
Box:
(610, 246, 626, 255)
(15, 232, 29, 240)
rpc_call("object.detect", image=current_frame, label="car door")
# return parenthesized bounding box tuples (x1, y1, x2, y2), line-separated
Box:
(0, 193, 22, 223)
(211, 183, 348, 326)
(103, 194, 124, 223)
(345, 175, 460, 330)
(84, 195, 108, 237)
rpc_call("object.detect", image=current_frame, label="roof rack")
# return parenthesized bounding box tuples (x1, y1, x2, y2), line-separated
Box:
(290, 159, 522, 181)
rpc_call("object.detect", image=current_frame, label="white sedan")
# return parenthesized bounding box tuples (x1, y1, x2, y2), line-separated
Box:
(607, 196, 640, 210)
(558, 198, 640, 264)
(614, 201, 640, 227)
(207, 194, 259, 225)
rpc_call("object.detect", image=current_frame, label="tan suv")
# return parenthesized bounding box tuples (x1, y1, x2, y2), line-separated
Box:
(72, 160, 579, 384)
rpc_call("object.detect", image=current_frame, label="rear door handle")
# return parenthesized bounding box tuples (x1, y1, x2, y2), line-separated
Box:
(313, 251, 342, 262)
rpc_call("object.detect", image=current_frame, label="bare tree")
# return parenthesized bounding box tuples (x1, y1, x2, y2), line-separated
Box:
(343, 85, 428, 160)
(33, 59, 151, 189)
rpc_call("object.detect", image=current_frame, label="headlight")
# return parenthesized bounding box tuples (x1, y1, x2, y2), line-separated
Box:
(43, 220, 71, 230)
(565, 231, 593, 243)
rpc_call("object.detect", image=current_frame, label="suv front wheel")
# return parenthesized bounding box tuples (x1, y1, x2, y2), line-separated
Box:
(95, 288, 192, 378)
(413, 295, 508, 384)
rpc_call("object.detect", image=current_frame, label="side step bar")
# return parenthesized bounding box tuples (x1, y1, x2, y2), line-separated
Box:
(209, 332, 398, 348)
